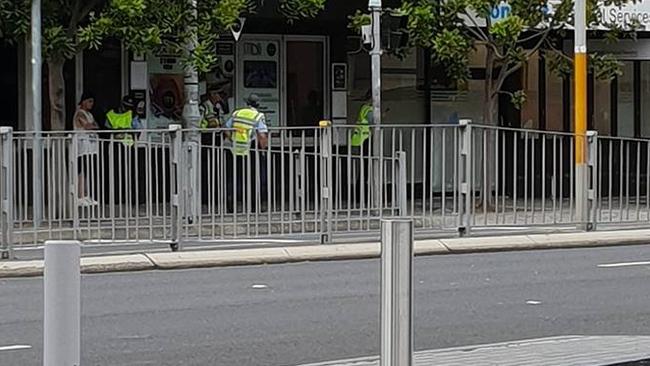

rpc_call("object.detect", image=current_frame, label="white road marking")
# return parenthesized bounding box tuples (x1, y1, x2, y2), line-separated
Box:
(251, 284, 269, 289)
(598, 261, 650, 268)
(0, 345, 32, 352)
(526, 300, 542, 305)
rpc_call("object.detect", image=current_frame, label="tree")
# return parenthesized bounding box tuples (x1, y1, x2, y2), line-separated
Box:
(399, 0, 637, 126)
(0, 0, 325, 130)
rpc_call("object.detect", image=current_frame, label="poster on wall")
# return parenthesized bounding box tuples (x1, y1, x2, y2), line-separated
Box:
(147, 53, 184, 129)
(237, 38, 281, 126)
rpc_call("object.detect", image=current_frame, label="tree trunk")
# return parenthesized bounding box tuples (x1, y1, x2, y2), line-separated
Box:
(48, 58, 66, 131)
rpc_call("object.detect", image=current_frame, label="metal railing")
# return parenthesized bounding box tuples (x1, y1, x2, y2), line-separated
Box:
(2, 122, 650, 257)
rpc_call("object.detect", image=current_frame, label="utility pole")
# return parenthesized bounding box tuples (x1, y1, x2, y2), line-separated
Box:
(369, 0, 382, 210)
(182, 0, 201, 222)
(574, 0, 587, 226)
(31, 0, 43, 227)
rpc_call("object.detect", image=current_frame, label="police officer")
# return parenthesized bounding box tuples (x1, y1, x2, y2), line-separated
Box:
(200, 85, 228, 130)
(224, 94, 269, 213)
(350, 91, 373, 150)
(350, 91, 373, 203)
(106, 95, 141, 146)
(199, 86, 229, 212)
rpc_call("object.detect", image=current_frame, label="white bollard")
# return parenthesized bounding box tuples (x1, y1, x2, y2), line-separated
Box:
(380, 219, 413, 366)
(44, 240, 81, 366)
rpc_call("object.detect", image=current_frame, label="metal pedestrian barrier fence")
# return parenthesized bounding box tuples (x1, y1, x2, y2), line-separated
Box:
(2, 122, 650, 257)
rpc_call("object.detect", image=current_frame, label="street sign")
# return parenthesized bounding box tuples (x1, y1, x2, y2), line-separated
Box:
(369, 0, 381, 8)
(230, 17, 246, 42)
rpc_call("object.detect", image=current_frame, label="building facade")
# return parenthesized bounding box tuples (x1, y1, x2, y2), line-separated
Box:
(2, 0, 650, 137)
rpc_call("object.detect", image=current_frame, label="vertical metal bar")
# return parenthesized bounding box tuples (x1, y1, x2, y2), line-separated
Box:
(586, 131, 598, 230)
(625, 141, 630, 221)
(619, 141, 624, 221)
(541, 134, 546, 223)
(0, 127, 14, 259)
(409, 130, 415, 219)
(531, 134, 536, 224)
(169, 125, 183, 250)
(70, 134, 79, 238)
(44, 240, 80, 366)
(513, 131, 518, 224)
(458, 120, 472, 236)
(570, 137, 575, 222)
(320, 122, 333, 243)
(495, 129, 500, 225)
(501, 131, 506, 223)
(634, 141, 641, 221)
(647, 142, 650, 221)
(482, 128, 487, 226)
(432, 128, 438, 222)
(523, 131, 529, 225)
(31, 0, 43, 228)
(553, 135, 557, 224)
(608, 139, 613, 221)
(380, 219, 413, 366)
(397, 152, 407, 217)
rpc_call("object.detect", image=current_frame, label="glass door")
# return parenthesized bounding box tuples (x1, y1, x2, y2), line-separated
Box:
(616, 61, 635, 137)
(284, 37, 327, 127)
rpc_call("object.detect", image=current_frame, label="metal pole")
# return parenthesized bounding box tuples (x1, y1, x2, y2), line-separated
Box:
(182, 0, 201, 224)
(44, 240, 80, 366)
(370, 0, 382, 210)
(380, 219, 413, 366)
(574, 0, 588, 227)
(31, 0, 43, 226)
(397, 151, 407, 217)
(1, 127, 14, 259)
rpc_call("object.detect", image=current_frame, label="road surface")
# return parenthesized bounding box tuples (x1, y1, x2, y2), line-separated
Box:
(1, 245, 650, 365)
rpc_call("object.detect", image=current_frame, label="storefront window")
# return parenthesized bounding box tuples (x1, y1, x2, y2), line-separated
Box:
(84, 40, 122, 125)
(347, 48, 425, 124)
(521, 52, 539, 129)
(286, 40, 324, 127)
(545, 59, 564, 132)
(593, 78, 611, 136)
(640, 62, 650, 138)
(617, 61, 635, 137)
(430, 46, 485, 124)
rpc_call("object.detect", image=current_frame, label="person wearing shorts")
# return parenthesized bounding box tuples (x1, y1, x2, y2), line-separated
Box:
(73, 92, 100, 206)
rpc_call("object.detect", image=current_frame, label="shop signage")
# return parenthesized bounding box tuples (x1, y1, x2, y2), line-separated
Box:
(600, 2, 650, 29)
(484, 1, 650, 29)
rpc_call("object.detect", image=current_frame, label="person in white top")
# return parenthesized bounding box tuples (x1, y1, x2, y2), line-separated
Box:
(73, 93, 99, 206)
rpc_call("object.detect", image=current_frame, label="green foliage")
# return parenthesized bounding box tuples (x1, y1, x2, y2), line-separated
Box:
(0, 0, 324, 72)
(398, 0, 638, 120)
(348, 10, 370, 32)
(279, 0, 325, 22)
(590, 52, 623, 80)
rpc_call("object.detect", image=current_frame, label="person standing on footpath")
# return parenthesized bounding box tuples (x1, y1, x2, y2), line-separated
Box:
(224, 94, 269, 213)
(73, 92, 100, 206)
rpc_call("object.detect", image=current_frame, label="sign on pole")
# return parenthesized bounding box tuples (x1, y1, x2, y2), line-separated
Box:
(230, 17, 246, 41)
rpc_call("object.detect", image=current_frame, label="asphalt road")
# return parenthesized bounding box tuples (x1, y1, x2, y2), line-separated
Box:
(2, 245, 650, 365)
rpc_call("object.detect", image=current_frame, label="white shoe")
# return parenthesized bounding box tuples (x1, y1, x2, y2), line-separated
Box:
(78, 197, 98, 206)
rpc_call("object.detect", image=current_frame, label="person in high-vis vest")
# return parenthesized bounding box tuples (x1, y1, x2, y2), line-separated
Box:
(224, 94, 269, 213)
(200, 86, 228, 130)
(350, 103, 372, 148)
(350, 91, 374, 203)
(105, 96, 141, 146)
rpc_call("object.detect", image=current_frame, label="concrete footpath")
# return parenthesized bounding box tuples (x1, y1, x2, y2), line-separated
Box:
(2, 229, 650, 278)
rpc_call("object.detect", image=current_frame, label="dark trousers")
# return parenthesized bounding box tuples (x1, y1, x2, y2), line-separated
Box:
(352, 140, 371, 205)
(225, 148, 267, 213)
